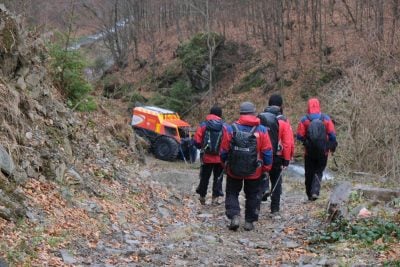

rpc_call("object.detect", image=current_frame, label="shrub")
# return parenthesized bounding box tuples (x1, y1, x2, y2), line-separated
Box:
(176, 32, 224, 70)
(49, 39, 96, 111)
(149, 79, 193, 114)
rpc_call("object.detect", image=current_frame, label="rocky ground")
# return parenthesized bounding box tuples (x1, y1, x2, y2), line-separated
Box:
(46, 157, 397, 267)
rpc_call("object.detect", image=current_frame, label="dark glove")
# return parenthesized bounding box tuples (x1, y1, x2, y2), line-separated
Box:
(329, 140, 338, 153)
(282, 159, 290, 167)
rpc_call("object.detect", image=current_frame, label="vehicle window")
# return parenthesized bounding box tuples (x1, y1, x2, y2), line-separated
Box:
(178, 127, 189, 139)
(164, 126, 177, 137)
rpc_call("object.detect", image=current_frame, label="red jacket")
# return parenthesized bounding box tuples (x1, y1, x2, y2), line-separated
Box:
(220, 115, 273, 179)
(277, 118, 295, 161)
(296, 98, 337, 154)
(194, 114, 229, 164)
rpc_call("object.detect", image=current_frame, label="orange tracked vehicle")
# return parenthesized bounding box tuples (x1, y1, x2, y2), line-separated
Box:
(131, 106, 194, 161)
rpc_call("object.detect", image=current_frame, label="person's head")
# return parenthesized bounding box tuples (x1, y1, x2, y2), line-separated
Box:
(239, 101, 256, 115)
(268, 94, 283, 107)
(210, 105, 222, 117)
(307, 98, 321, 114)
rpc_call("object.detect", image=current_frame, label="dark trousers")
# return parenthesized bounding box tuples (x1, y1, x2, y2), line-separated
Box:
(269, 158, 283, 211)
(260, 157, 283, 212)
(196, 163, 224, 197)
(304, 155, 328, 198)
(225, 176, 262, 222)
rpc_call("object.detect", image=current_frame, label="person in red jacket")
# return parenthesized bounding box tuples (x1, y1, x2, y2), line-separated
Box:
(194, 105, 229, 205)
(220, 101, 273, 231)
(259, 94, 294, 214)
(296, 98, 337, 201)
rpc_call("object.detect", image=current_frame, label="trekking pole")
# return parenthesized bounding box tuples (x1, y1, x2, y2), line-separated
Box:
(270, 169, 286, 195)
(179, 145, 188, 165)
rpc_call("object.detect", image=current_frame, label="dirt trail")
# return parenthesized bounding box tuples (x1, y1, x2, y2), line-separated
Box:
(138, 158, 332, 266)
(71, 157, 387, 266)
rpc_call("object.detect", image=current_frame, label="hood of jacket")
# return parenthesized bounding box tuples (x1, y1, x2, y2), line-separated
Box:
(236, 115, 260, 126)
(307, 98, 321, 114)
(263, 105, 282, 115)
(205, 114, 223, 131)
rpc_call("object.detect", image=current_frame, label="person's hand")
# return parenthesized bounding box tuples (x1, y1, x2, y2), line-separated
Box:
(281, 159, 289, 170)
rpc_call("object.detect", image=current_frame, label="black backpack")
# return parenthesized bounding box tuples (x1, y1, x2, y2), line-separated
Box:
(228, 124, 259, 177)
(305, 114, 327, 159)
(202, 120, 223, 155)
(258, 112, 284, 155)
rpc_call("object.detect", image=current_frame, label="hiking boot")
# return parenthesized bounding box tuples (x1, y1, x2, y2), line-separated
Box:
(311, 194, 319, 201)
(261, 192, 270, 202)
(271, 208, 280, 214)
(243, 221, 254, 231)
(199, 196, 206, 205)
(211, 196, 220, 205)
(229, 215, 240, 231)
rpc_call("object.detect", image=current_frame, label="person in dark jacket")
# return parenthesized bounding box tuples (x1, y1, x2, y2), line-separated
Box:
(296, 98, 337, 201)
(220, 101, 273, 231)
(194, 105, 229, 205)
(259, 94, 295, 214)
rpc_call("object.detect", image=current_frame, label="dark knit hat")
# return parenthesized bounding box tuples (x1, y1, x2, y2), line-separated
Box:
(239, 101, 256, 114)
(210, 105, 222, 117)
(268, 94, 283, 107)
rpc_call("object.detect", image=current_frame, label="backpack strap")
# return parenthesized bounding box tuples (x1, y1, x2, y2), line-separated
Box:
(307, 114, 323, 121)
(276, 114, 286, 121)
(232, 123, 238, 134)
(232, 123, 257, 134)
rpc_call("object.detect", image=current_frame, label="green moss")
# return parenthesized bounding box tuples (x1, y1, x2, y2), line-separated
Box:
(277, 79, 293, 89)
(300, 67, 343, 100)
(233, 66, 266, 94)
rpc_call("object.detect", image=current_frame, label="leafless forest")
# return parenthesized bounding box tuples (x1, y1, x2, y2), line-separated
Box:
(5, 0, 400, 179)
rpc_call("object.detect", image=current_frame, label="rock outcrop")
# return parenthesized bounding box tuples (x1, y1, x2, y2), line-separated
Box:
(0, 5, 141, 221)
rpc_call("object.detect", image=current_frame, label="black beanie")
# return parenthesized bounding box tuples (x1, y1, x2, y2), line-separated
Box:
(268, 94, 283, 107)
(210, 105, 222, 117)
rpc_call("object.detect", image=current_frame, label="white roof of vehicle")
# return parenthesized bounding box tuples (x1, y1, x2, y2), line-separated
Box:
(142, 106, 176, 114)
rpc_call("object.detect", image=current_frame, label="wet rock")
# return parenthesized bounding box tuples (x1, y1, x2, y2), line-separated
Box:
(239, 238, 250, 245)
(203, 235, 217, 243)
(255, 241, 270, 249)
(284, 240, 300, 249)
(125, 239, 140, 246)
(25, 207, 46, 224)
(157, 205, 171, 218)
(79, 200, 103, 214)
(133, 230, 147, 238)
(197, 213, 213, 219)
(16, 76, 26, 90)
(66, 168, 83, 185)
(12, 168, 28, 185)
(104, 248, 123, 256)
(25, 72, 42, 88)
(0, 145, 15, 176)
(60, 249, 77, 265)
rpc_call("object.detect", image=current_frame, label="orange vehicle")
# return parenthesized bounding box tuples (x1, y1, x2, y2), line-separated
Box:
(131, 106, 195, 161)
